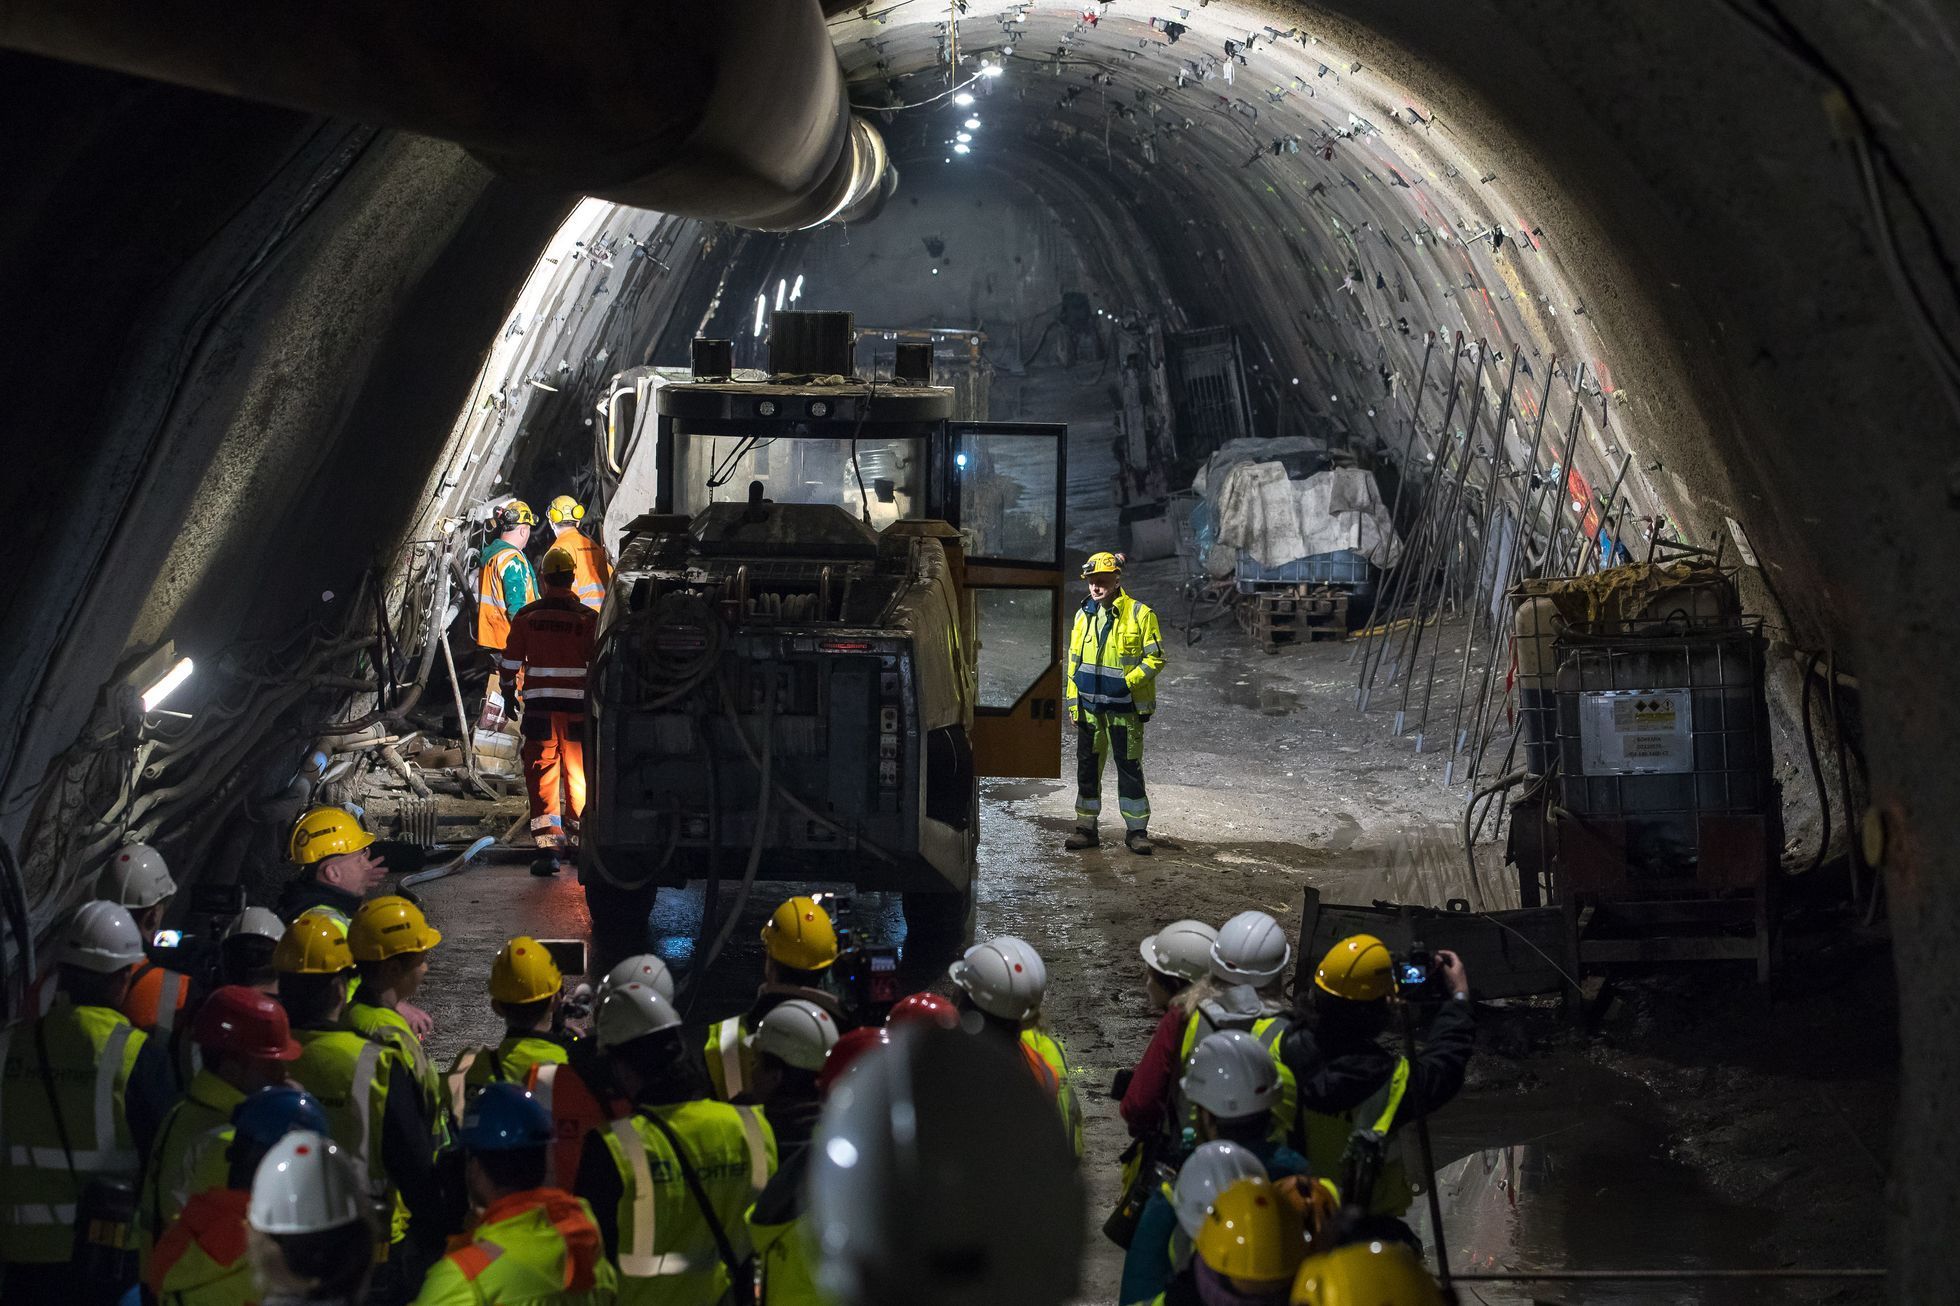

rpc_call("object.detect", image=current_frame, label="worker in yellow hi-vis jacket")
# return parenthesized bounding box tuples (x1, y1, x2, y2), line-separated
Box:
(1064, 550, 1166, 855)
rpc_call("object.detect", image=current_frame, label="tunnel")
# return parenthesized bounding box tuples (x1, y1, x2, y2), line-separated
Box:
(0, 1, 1953, 1301)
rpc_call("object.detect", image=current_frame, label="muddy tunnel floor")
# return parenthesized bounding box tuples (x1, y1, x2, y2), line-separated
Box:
(401, 363, 1890, 1305)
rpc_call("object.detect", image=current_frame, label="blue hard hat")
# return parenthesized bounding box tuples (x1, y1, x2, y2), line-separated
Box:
(460, 1082, 554, 1152)
(232, 1085, 330, 1148)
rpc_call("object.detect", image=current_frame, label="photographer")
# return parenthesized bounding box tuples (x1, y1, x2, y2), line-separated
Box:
(1278, 935, 1475, 1228)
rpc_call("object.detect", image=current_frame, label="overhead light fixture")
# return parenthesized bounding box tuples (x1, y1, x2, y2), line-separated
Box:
(965, 116, 982, 129)
(141, 657, 194, 713)
(754, 293, 767, 336)
(954, 91, 975, 106)
(775, 278, 787, 310)
(790, 274, 804, 303)
(956, 132, 972, 143)
(953, 143, 971, 154)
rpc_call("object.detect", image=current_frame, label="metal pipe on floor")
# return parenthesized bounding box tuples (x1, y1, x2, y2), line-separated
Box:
(0, 0, 889, 230)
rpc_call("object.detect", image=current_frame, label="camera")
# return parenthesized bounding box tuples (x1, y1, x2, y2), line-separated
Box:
(1394, 948, 1435, 994)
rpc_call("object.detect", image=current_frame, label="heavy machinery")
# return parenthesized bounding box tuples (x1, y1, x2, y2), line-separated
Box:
(580, 311, 1066, 956)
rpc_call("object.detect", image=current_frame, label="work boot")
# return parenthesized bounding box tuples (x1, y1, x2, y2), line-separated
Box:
(1064, 827, 1100, 851)
(1125, 829, 1154, 856)
(529, 854, 559, 878)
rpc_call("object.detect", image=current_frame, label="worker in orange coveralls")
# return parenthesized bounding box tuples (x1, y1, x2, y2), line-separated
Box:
(501, 546, 598, 878)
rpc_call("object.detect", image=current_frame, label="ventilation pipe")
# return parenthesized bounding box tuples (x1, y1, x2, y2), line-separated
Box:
(0, 0, 889, 230)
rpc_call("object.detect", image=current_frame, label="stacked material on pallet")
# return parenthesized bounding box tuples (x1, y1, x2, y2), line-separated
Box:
(1193, 441, 1402, 569)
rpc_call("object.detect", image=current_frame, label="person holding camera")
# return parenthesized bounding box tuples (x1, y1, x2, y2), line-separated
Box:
(1278, 934, 1475, 1232)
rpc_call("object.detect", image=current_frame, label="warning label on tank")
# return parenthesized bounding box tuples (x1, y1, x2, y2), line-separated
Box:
(1577, 690, 1694, 775)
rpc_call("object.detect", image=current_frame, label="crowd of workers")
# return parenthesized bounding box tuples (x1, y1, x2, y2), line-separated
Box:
(0, 800, 1474, 1305)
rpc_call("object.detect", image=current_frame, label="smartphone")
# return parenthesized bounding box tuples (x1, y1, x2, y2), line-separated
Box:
(539, 938, 589, 977)
(152, 929, 184, 949)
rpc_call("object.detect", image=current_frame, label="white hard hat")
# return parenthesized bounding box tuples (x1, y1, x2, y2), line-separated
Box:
(750, 998, 840, 1071)
(1210, 910, 1293, 985)
(1181, 1030, 1281, 1121)
(1140, 919, 1218, 982)
(947, 936, 1047, 1022)
(249, 1131, 367, 1234)
(61, 900, 148, 973)
(224, 906, 287, 942)
(809, 1025, 1084, 1306)
(1171, 1139, 1269, 1237)
(597, 954, 676, 1005)
(96, 843, 176, 911)
(595, 981, 682, 1047)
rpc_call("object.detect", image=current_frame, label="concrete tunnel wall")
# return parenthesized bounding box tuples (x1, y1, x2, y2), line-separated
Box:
(0, 0, 1957, 1293)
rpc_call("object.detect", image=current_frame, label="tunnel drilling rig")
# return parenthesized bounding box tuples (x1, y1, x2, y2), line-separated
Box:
(581, 311, 1067, 960)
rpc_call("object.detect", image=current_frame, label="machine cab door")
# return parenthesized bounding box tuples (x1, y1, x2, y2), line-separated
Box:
(948, 421, 1068, 778)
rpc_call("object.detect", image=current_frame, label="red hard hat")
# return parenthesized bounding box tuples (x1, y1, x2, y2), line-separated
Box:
(886, 991, 960, 1031)
(817, 1026, 891, 1098)
(193, 985, 303, 1061)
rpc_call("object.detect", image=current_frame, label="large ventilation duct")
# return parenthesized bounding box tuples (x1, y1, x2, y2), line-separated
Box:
(0, 0, 888, 230)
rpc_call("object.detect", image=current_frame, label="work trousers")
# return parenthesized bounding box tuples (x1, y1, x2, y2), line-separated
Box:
(522, 709, 587, 847)
(1075, 712, 1149, 831)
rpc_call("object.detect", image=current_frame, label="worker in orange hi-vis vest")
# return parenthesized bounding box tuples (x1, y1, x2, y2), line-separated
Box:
(476, 500, 539, 731)
(545, 494, 613, 611)
(502, 546, 598, 877)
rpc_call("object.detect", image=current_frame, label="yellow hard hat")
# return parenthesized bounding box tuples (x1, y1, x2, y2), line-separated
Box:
(540, 546, 577, 578)
(273, 912, 355, 975)
(1195, 1176, 1307, 1284)
(546, 495, 585, 524)
(1313, 934, 1393, 1003)
(1291, 1240, 1445, 1305)
(760, 895, 838, 971)
(1081, 550, 1124, 578)
(288, 806, 374, 866)
(498, 500, 538, 528)
(489, 936, 564, 1004)
(348, 895, 443, 962)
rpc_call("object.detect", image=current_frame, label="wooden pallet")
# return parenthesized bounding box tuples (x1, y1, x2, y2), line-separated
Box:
(1238, 587, 1350, 652)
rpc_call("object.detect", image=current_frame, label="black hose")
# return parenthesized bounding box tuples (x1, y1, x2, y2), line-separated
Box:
(1798, 651, 1831, 876)
(1462, 768, 1528, 909)
(691, 676, 776, 1010)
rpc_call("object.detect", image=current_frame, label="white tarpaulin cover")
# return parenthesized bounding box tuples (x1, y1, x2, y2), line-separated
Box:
(1199, 457, 1403, 569)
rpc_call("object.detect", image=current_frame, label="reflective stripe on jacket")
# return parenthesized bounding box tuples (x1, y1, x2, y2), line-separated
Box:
(502, 596, 598, 713)
(0, 998, 149, 1263)
(554, 528, 614, 611)
(346, 1001, 446, 1145)
(137, 1067, 243, 1267)
(411, 1187, 617, 1305)
(290, 1027, 400, 1242)
(703, 1017, 752, 1103)
(601, 1101, 777, 1306)
(529, 1058, 619, 1193)
(1065, 592, 1165, 717)
(478, 541, 539, 650)
(1021, 1028, 1084, 1159)
(145, 1186, 254, 1306)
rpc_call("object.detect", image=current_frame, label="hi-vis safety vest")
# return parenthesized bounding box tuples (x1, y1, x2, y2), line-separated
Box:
(136, 1067, 243, 1267)
(704, 1017, 754, 1103)
(290, 1027, 403, 1247)
(346, 1000, 448, 1147)
(477, 541, 538, 650)
(413, 1188, 618, 1306)
(601, 1100, 777, 1306)
(1176, 999, 1297, 1148)
(0, 998, 149, 1263)
(749, 1209, 829, 1306)
(445, 1033, 569, 1117)
(1021, 1028, 1084, 1159)
(1302, 1056, 1417, 1217)
(1065, 592, 1165, 719)
(123, 960, 193, 1036)
(527, 1057, 620, 1193)
(501, 596, 598, 715)
(145, 1186, 253, 1306)
(554, 527, 614, 611)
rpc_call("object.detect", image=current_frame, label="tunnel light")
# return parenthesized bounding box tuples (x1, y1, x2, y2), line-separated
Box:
(956, 132, 973, 143)
(754, 293, 767, 337)
(953, 143, 971, 154)
(1291, 377, 1300, 385)
(954, 91, 975, 106)
(776, 279, 788, 310)
(790, 274, 804, 304)
(965, 116, 982, 129)
(979, 61, 1004, 77)
(956, 452, 970, 468)
(141, 657, 194, 713)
